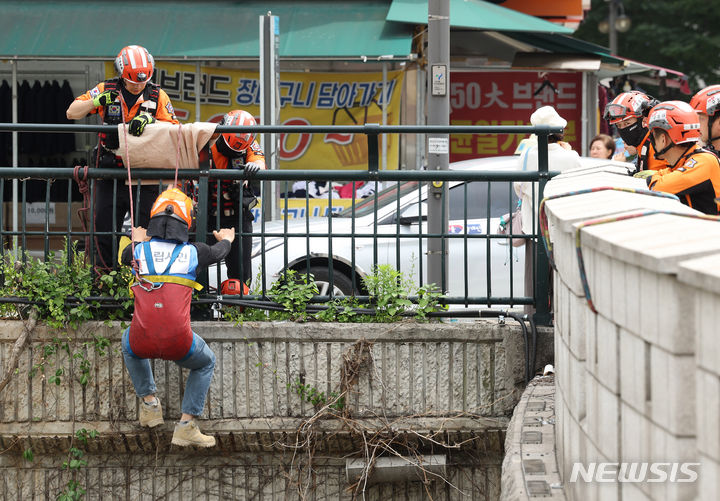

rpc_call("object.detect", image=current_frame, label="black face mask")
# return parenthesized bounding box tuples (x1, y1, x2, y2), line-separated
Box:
(618, 122, 647, 147)
(215, 135, 243, 159)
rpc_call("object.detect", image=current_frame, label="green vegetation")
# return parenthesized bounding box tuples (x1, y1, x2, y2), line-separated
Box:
(288, 378, 345, 411)
(224, 264, 446, 324)
(0, 241, 133, 328)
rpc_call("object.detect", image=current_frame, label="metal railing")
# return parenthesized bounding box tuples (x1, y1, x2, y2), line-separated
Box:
(0, 123, 559, 324)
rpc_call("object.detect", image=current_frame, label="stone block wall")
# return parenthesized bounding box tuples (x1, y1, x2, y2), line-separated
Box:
(0, 320, 547, 500)
(544, 166, 720, 500)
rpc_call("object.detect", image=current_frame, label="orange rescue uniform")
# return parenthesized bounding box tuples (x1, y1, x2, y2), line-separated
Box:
(75, 80, 178, 125)
(638, 131, 668, 171)
(647, 147, 720, 214)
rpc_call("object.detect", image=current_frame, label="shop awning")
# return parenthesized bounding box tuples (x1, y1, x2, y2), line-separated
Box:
(508, 32, 691, 88)
(507, 32, 626, 65)
(0, 1, 414, 59)
(386, 0, 573, 34)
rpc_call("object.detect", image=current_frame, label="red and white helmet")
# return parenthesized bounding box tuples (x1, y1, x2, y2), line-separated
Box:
(690, 85, 720, 117)
(603, 91, 656, 125)
(220, 110, 257, 152)
(115, 45, 154, 84)
(646, 101, 701, 145)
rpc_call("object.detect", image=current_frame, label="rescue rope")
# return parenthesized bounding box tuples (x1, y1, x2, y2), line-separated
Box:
(574, 210, 720, 313)
(72, 165, 90, 261)
(538, 186, 680, 269)
(117, 93, 139, 275)
(174, 122, 182, 188)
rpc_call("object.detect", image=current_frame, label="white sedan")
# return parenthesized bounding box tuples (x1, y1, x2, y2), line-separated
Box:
(212, 155, 631, 304)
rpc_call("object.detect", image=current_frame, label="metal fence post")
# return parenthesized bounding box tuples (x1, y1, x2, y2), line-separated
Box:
(534, 130, 552, 326)
(366, 124, 380, 172)
(195, 168, 210, 289)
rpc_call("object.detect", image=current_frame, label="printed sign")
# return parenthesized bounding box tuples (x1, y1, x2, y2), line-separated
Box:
(431, 65, 447, 96)
(428, 137, 449, 154)
(25, 202, 56, 225)
(449, 71, 582, 161)
(107, 63, 404, 170)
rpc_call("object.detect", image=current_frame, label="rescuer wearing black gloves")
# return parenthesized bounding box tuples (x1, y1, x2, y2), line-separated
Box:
(205, 109, 265, 287)
(66, 45, 179, 269)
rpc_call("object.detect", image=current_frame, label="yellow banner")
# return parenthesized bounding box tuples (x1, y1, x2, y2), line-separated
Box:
(105, 63, 404, 170)
(249, 198, 357, 221)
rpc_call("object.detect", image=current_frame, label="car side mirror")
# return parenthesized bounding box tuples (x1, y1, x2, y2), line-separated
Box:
(398, 215, 427, 225)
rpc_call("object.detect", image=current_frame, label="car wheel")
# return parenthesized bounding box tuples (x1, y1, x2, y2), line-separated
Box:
(309, 266, 356, 296)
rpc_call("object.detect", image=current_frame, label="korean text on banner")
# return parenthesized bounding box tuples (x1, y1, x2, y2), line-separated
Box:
(448, 71, 582, 162)
(106, 63, 404, 170)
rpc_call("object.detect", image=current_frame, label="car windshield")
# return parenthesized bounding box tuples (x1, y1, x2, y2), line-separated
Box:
(399, 180, 519, 220)
(335, 181, 421, 218)
(336, 178, 519, 220)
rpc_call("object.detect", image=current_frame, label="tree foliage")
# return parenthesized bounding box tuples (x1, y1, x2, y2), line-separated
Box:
(574, 0, 720, 93)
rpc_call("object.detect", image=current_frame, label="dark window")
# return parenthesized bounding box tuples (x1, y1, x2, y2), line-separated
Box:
(398, 181, 520, 221)
(449, 181, 519, 220)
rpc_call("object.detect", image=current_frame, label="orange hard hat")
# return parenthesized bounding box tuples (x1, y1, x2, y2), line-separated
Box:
(604, 91, 656, 125)
(690, 85, 720, 117)
(115, 45, 155, 84)
(221, 279, 249, 296)
(646, 101, 702, 145)
(150, 187, 194, 227)
(219, 110, 257, 153)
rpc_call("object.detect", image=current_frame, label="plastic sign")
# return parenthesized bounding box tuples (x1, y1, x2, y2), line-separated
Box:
(431, 65, 447, 96)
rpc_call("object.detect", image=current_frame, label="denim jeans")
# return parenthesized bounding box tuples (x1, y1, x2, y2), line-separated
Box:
(121, 328, 216, 417)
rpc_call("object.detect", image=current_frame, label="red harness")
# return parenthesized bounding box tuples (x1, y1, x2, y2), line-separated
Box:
(127, 243, 194, 361)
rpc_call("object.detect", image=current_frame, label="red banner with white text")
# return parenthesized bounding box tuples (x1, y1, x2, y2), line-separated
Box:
(449, 71, 582, 162)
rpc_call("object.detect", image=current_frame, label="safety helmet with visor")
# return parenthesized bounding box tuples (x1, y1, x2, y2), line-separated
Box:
(114, 45, 155, 84)
(604, 91, 657, 125)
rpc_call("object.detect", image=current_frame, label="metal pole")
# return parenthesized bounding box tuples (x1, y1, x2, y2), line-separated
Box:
(260, 12, 280, 222)
(584, 73, 599, 154)
(608, 0, 617, 55)
(427, 0, 450, 292)
(581, 72, 588, 155)
(416, 65, 425, 169)
(382, 61, 388, 171)
(195, 62, 202, 121)
(11, 60, 18, 252)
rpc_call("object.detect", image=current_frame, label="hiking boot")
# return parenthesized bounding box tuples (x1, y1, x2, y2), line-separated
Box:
(139, 397, 164, 428)
(171, 420, 216, 448)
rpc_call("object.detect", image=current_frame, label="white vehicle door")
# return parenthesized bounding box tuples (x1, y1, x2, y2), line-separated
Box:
(390, 180, 524, 302)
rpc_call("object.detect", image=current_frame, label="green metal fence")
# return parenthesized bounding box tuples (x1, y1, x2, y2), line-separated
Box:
(0, 123, 559, 324)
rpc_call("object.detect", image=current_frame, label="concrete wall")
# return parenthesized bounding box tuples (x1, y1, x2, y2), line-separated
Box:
(0, 320, 550, 500)
(543, 165, 720, 500)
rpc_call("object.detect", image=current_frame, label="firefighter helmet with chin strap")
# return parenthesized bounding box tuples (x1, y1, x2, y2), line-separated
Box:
(218, 110, 257, 154)
(690, 85, 720, 117)
(690, 85, 720, 147)
(604, 91, 658, 125)
(115, 45, 155, 84)
(647, 101, 702, 146)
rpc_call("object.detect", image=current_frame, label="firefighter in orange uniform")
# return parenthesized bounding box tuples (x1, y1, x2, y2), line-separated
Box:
(205, 110, 265, 285)
(690, 84, 720, 155)
(604, 91, 667, 172)
(66, 45, 179, 269)
(639, 101, 720, 215)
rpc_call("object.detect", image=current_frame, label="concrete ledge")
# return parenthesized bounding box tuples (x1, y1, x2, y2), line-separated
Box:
(0, 416, 509, 455)
(501, 374, 566, 501)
